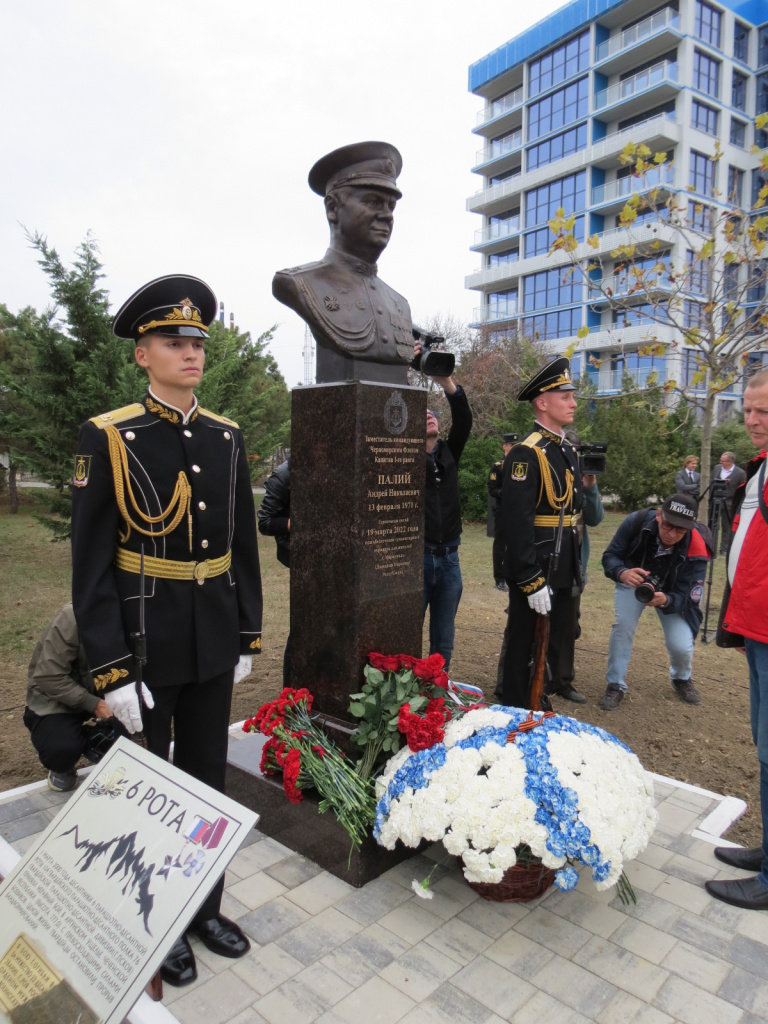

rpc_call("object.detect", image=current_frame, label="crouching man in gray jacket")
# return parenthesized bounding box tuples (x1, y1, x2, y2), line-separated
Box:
(24, 603, 120, 792)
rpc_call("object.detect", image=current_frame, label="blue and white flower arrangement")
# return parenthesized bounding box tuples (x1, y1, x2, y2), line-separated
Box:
(374, 706, 656, 898)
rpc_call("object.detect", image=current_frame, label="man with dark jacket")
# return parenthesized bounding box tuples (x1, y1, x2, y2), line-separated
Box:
(423, 360, 473, 672)
(24, 604, 119, 792)
(712, 451, 747, 553)
(487, 434, 516, 592)
(257, 457, 291, 568)
(599, 494, 711, 710)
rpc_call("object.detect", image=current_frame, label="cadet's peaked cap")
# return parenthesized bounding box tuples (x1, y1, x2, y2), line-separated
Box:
(503, 433, 518, 444)
(517, 356, 576, 402)
(309, 141, 403, 198)
(113, 275, 217, 342)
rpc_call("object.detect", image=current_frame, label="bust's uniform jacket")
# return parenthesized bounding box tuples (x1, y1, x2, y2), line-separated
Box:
(272, 248, 414, 371)
(71, 392, 263, 693)
(502, 425, 583, 595)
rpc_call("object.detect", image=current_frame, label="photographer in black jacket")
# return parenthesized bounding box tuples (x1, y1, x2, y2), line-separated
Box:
(257, 456, 291, 682)
(599, 494, 712, 710)
(421, 344, 473, 673)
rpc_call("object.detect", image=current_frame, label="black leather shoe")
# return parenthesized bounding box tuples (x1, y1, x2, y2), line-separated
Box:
(705, 876, 768, 910)
(160, 935, 197, 987)
(549, 685, 587, 704)
(192, 915, 250, 958)
(715, 846, 764, 872)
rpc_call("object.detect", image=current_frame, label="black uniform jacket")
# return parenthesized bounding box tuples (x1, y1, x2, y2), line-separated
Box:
(501, 424, 582, 594)
(71, 392, 263, 693)
(488, 459, 504, 506)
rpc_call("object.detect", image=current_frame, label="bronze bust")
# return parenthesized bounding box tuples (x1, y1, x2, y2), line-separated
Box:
(273, 141, 415, 385)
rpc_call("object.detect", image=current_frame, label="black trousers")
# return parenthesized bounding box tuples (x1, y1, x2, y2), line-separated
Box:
(500, 585, 580, 709)
(492, 513, 506, 581)
(144, 670, 234, 924)
(23, 708, 89, 773)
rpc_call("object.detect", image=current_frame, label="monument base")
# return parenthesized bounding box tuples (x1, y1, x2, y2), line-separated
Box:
(226, 731, 422, 887)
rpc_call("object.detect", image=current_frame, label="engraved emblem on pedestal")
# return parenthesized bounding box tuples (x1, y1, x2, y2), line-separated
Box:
(383, 391, 407, 436)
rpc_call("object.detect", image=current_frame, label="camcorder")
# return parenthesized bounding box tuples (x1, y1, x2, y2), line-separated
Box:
(577, 441, 608, 476)
(635, 573, 663, 605)
(411, 327, 455, 378)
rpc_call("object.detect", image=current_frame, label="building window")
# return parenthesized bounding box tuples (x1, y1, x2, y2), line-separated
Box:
(731, 70, 747, 111)
(687, 249, 711, 295)
(689, 150, 715, 196)
(525, 171, 586, 228)
(523, 308, 582, 341)
(488, 249, 519, 267)
(754, 169, 768, 209)
(527, 123, 587, 170)
(727, 166, 743, 206)
(695, 0, 721, 49)
(528, 30, 590, 98)
(693, 50, 720, 97)
(527, 79, 589, 141)
(488, 210, 519, 239)
(759, 25, 768, 67)
(489, 167, 519, 186)
(730, 118, 747, 148)
(684, 300, 706, 329)
(688, 200, 712, 232)
(734, 21, 749, 62)
(523, 268, 581, 312)
(691, 100, 718, 136)
(488, 289, 518, 318)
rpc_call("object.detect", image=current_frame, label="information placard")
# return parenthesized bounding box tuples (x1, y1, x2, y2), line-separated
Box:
(0, 738, 258, 1024)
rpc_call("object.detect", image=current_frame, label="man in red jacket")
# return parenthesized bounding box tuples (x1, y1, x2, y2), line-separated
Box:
(706, 368, 768, 911)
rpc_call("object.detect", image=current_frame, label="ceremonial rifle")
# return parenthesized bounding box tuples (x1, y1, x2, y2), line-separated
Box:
(129, 544, 149, 748)
(529, 505, 566, 712)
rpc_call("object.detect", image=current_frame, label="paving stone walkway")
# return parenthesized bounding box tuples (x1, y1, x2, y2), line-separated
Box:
(2, 753, 767, 1024)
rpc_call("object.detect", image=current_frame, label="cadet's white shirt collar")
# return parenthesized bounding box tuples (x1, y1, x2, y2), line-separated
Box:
(148, 387, 198, 425)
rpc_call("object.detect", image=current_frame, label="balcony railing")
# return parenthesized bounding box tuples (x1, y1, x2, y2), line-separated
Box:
(473, 216, 521, 246)
(595, 8, 680, 63)
(476, 86, 524, 127)
(475, 130, 523, 167)
(591, 165, 674, 205)
(594, 60, 678, 111)
(472, 306, 519, 325)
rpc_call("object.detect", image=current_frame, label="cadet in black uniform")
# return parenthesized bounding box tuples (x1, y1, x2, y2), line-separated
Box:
(71, 275, 263, 986)
(488, 433, 517, 591)
(500, 357, 583, 709)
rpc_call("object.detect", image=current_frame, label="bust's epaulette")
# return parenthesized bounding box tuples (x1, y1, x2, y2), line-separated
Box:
(89, 403, 145, 429)
(275, 259, 327, 277)
(519, 432, 543, 448)
(198, 407, 239, 428)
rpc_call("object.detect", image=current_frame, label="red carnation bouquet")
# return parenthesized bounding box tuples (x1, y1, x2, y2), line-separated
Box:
(349, 652, 480, 778)
(243, 688, 376, 849)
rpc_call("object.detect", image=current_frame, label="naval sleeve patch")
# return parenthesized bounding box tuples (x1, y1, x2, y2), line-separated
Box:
(511, 462, 527, 481)
(73, 455, 91, 487)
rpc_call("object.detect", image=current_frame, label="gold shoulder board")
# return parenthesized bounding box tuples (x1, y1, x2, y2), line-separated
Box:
(520, 432, 542, 448)
(89, 403, 146, 429)
(198, 408, 239, 428)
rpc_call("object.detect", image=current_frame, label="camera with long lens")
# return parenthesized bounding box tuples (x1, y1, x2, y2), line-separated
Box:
(411, 327, 455, 377)
(635, 574, 663, 605)
(577, 441, 608, 475)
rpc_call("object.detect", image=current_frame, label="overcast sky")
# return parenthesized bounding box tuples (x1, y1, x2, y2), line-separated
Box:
(2, 0, 568, 389)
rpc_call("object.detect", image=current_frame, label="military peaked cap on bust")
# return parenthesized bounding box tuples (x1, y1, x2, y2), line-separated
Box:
(308, 141, 403, 199)
(112, 274, 217, 342)
(517, 356, 576, 403)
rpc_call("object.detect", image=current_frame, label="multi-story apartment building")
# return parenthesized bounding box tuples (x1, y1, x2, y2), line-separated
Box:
(467, 0, 767, 413)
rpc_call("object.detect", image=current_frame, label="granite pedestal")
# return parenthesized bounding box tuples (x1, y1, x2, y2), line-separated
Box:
(229, 380, 427, 884)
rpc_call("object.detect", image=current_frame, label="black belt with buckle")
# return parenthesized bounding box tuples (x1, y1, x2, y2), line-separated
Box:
(425, 544, 459, 556)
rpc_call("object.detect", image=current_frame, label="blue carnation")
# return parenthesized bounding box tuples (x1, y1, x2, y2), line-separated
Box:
(555, 866, 579, 891)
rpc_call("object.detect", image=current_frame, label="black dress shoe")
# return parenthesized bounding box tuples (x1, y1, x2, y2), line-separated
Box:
(192, 915, 250, 958)
(714, 846, 764, 872)
(161, 934, 197, 987)
(548, 685, 587, 704)
(705, 876, 768, 910)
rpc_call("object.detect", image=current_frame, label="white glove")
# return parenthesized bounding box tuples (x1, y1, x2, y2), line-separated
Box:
(527, 587, 552, 616)
(233, 655, 252, 685)
(105, 682, 154, 735)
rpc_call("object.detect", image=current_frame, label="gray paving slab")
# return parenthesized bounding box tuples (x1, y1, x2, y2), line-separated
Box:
(0, 764, 765, 1024)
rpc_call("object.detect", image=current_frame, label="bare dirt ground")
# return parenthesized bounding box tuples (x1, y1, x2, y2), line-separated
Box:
(0, 500, 760, 849)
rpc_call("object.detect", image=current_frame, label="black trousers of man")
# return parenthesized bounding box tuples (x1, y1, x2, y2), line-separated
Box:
(143, 669, 233, 923)
(501, 585, 580, 709)
(492, 512, 506, 582)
